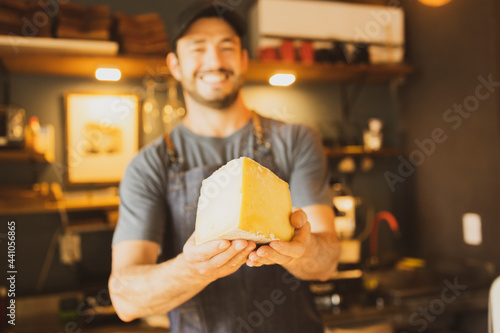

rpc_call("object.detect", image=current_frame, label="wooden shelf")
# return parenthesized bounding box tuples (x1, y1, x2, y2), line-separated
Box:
(245, 61, 412, 83)
(0, 195, 119, 215)
(0, 52, 412, 83)
(324, 146, 400, 157)
(0, 149, 48, 163)
(0, 53, 170, 78)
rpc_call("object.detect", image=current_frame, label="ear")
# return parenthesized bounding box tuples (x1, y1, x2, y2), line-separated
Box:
(166, 52, 182, 81)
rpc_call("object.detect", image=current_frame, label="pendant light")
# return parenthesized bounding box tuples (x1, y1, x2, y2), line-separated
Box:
(419, 0, 452, 7)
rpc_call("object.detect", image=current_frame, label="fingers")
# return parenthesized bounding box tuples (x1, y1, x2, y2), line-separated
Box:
(247, 222, 312, 267)
(270, 221, 311, 258)
(193, 240, 255, 276)
(209, 240, 255, 268)
(183, 234, 231, 262)
(247, 246, 290, 266)
(185, 210, 311, 272)
(290, 208, 308, 228)
(246, 258, 271, 267)
(225, 241, 256, 267)
(185, 237, 256, 278)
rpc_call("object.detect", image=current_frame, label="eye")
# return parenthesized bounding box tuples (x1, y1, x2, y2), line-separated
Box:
(220, 44, 236, 52)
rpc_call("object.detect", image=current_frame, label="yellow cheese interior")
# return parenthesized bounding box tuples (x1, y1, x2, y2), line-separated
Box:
(194, 157, 294, 244)
(238, 157, 294, 241)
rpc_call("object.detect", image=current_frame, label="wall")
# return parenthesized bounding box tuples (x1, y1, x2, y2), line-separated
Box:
(399, 0, 500, 272)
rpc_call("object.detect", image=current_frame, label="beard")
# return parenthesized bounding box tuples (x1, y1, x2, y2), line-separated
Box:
(181, 69, 244, 109)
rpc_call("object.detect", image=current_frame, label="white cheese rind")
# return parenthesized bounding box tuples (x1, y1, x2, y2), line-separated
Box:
(195, 158, 243, 244)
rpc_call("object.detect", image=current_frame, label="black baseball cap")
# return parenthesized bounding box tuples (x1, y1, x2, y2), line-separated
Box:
(171, 1, 247, 52)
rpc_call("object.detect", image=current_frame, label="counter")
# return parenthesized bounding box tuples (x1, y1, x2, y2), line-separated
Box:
(318, 258, 493, 332)
(9, 259, 493, 333)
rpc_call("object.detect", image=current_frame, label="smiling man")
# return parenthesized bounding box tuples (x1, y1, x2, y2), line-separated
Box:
(108, 2, 340, 332)
(171, 18, 245, 110)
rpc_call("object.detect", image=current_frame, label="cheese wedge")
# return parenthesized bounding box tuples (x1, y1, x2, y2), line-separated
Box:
(195, 157, 294, 244)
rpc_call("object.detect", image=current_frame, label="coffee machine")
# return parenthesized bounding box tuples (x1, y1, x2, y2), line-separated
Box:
(310, 183, 374, 313)
(333, 195, 362, 266)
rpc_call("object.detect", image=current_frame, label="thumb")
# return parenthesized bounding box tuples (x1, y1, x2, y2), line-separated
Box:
(290, 208, 307, 229)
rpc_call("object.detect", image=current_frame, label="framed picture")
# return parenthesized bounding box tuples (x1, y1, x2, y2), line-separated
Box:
(65, 92, 140, 185)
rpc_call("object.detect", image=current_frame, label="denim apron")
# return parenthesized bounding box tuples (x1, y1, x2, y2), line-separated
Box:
(160, 113, 324, 333)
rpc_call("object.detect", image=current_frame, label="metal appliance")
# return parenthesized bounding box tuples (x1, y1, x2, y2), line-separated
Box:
(0, 105, 25, 148)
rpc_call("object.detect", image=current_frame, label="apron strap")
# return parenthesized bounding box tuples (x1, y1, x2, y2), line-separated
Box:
(164, 133, 182, 165)
(252, 111, 271, 149)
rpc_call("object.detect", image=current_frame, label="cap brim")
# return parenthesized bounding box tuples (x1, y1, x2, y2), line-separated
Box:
(172, 1, 246, 50)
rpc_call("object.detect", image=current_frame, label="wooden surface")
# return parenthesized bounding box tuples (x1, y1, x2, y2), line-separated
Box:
(0, 195, 119, 215)
(0, 149, 47, 162)
(245, 61, 412, 83)
(0, 53, 169, 78)
(324, 146, 401, 157)
(0, 52, 412, 82)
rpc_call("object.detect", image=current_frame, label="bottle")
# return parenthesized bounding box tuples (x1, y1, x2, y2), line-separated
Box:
(27, 116, 41, 153)
(37, 124, 55, 162)
(363, 118, 383, 152)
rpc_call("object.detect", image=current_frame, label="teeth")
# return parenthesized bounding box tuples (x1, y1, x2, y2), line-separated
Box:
(200, 73, 228, 83)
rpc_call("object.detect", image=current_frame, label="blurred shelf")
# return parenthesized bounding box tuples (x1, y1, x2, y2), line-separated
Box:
(0, 36, 118, 56)
(0, 195, 119, 215)
(59, 195, 120, 212)
(245, 61, 413, 83)
(0, 53, 170, 78)
(324, 146, 400, 157)
(0, 149, 48, 162)
(65, 218, 116, 233)
(0, 51, 412, 82)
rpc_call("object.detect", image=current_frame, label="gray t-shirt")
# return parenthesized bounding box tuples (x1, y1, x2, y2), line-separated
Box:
(112, 115, 331, 246)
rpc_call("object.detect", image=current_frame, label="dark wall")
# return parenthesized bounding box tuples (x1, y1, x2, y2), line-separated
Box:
(399, 0, 500, 270)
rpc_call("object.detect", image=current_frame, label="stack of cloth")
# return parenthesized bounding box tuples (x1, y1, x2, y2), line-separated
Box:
(0, 0, 52, 37)
(56, 2, 111, 40)
(114, 12, 169, 56)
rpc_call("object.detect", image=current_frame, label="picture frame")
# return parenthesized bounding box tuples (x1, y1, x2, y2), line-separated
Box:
(65, 92, 140, 185)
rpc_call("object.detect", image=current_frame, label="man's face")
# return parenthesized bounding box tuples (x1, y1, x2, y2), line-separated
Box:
(169, 17, 248, 109)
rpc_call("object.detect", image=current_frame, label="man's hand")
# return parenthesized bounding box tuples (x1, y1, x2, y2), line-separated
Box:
(183, 233, 256, 281)
(246, 208, 311, 267)
(246, 206, 340, 281)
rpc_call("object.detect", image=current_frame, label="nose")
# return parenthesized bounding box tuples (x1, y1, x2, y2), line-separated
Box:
(203, 44, 223, 69)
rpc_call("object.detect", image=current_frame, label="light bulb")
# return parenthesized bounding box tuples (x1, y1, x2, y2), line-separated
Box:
(269, 74, 296, 86)
(419, 0, 452, 7)
(95, 68, 121, 81)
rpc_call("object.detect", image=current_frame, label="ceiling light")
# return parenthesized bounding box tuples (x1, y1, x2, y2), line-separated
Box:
(269, 74, 296, 87)
(418, 0, 452, 7)
(95, 68, 121, 81)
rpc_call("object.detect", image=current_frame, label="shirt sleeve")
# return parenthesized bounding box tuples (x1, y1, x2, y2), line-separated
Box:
(112, 142, 168, 247)
(288, 124, 332, 208)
